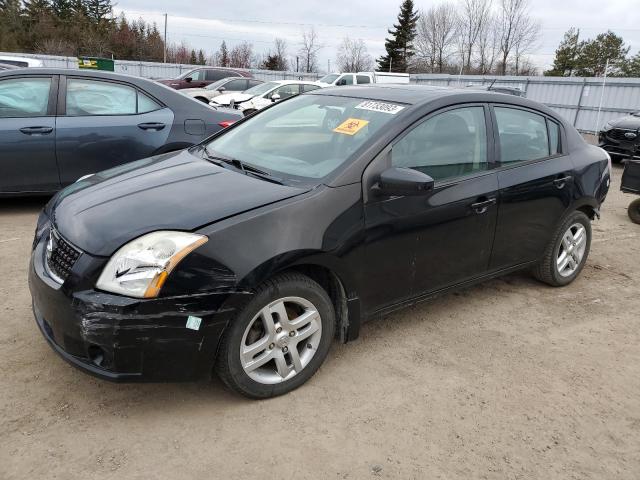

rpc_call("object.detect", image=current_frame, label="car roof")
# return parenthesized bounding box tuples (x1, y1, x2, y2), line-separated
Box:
(309, 84, 560, 115)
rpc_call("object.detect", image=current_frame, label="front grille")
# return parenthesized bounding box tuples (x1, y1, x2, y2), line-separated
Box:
(45, 228, 82, 283)
(607, 128, 639, 142)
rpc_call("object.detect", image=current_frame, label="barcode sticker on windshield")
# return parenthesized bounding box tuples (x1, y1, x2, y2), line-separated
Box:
(355, 101, 404, 114)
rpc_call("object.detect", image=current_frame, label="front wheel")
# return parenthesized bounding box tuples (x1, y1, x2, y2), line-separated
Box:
(532, 211, 591, 286)
(215, 273, 335, 399)
(628, 198, 640, 224)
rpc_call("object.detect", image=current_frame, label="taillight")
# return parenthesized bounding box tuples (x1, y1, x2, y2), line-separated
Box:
(218, 120, 236, 128)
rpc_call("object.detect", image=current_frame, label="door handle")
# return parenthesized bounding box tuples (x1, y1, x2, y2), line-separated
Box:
(553, 175, 572, 189)
(137, 122, 166, 131)
(20, 126, 53, 135)
(470, 197, 497, 214)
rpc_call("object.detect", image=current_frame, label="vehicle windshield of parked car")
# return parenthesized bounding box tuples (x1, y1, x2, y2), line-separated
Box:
(319, 74, 339, 84)
(203, 79, 228, 90)
(241, 81, 278, 97)
(204, 94, 403, 181)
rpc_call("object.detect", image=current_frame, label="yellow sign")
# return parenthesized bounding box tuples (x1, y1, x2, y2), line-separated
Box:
(333, 118, 369, 136)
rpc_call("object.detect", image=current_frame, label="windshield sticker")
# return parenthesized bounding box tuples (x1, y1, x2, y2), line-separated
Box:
(355, 101, 404, 114)
(333, 118, 370, 136)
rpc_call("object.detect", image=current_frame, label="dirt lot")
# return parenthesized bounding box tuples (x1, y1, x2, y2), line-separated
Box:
(1, 164, 639, 480)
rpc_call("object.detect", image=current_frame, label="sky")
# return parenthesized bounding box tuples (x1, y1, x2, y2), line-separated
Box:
(115, 0, 640, 73)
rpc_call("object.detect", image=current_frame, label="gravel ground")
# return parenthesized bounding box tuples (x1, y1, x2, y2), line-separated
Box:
(1, 163, 639, 480)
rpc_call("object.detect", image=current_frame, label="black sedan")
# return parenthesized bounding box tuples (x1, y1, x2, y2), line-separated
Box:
(0, 68, 242, 195)
(29, 85, 611, 398)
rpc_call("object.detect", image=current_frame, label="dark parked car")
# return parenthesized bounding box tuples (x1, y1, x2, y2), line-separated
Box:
(29, 85, 610, 398)
(599, 113, 640, 162)
(0, 69, 242, 195)
(157, 67, 252, 90)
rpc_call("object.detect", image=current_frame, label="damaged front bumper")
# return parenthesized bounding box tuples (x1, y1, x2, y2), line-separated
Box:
(28, 230, 246, 382)
(599, 131, 640, 160)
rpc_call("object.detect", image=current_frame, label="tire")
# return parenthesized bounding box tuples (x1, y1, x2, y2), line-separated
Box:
(629, 198, 640, 224)
(215, 272, 335, 399)
(532, 210, 592, 287)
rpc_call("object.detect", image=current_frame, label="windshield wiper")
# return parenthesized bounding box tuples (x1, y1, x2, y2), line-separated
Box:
(202, 148, 284, 185)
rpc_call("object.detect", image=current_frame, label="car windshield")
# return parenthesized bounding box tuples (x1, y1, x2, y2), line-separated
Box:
(319, 74, 339, 84)
(204, 78, 230, 90)
(243, 81, 278, 96)
(204, 94, 405, 182)
(176, 69, 199, 79)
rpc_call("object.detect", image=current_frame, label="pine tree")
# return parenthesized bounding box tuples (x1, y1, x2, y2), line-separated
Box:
(85, 0, 111, 24)
(51, 0, 72, 19)
(189, 49, 197, 65)
(377, 0, 418, 72)
(219, 40, 229, 67)
(545, 28, 581, 77)
(575, 31, 630, 77)
(197, 49, 205, 65)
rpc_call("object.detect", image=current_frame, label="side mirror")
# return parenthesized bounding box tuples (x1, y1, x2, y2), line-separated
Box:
(271, 93, 281, 102)
(185, 77, 193, 83)
(374, 167, 434, 196)
(217, 86, 226, 92)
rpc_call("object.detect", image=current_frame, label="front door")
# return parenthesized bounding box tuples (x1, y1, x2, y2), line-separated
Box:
(0, 75, 59, 193)
(55, 76, 173, 185)
(362, 105, 498, 314)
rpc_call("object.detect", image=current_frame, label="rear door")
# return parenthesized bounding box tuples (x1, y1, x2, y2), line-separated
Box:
(489, 105, 574, 269)
(0, 75, 59, 193)
(55, 76, 173, 185)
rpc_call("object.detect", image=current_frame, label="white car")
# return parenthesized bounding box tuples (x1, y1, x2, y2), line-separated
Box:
(210, 80, 323, 115)
(181, 77, 263, 103)
(0, 55, 44, 68)
(317, 71, 410, 87)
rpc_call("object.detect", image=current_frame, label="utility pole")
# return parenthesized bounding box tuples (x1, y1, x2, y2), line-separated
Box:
(328, 59, 330, 73)
(296, 56, 299, 73)
(594, 58, 610, 134)
(163, 13, 168, 63)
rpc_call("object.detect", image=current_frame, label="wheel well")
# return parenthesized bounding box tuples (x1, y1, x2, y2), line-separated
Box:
(576, 205, 598, 220)
(286, 265, 349, 342)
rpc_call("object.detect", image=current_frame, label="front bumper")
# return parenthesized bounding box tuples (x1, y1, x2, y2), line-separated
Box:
(28, 228, 246, 382)
(599, 132, 640, 160)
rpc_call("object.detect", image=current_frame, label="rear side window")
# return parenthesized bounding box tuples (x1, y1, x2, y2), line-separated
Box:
(302, 84, 320, 92)
(356, 75, 371, 84)
(0, 77, 51, 117)
(66, 79, 159, 116)
(206, 69, 234, 81)
(495, 107, 550, 163)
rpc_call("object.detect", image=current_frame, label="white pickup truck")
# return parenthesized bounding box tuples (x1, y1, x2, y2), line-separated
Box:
(317, 71, 410, 87)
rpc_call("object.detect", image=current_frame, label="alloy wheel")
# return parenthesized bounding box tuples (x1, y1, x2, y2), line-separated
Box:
(556, 223, 587, 277)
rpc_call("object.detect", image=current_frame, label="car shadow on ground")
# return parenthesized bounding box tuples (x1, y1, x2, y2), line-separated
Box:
(0, 196, 50, 215)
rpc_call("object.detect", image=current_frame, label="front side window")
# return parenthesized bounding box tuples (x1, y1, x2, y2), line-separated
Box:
(204, 94, 402, 181)
(339, 75, 354, 86)
(495, 107, 550, 163)
(302, 84, 320, 92)
(66, 79, 157, 116)
(392, 106, 488, 181)
(0, 77, 51, 117)
(319, 74, 339, 84)
(185, 69, 205, 81)
(225, 79, 247, 91)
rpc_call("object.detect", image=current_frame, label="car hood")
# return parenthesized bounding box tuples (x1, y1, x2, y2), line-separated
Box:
(608, 115, 640, 130)
(213, 93, 253, 105)
(48, 150, 310, 256)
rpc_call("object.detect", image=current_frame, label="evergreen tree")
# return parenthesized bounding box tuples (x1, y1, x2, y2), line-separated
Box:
(51, 0, 72, 19)
(189, 49, 197, 64)
(197, 48, 205, 65)
(622, 53, 640, 77)
(219, 40, 229, 67)
(545, 28, 581, 77)
(575, 31, 629, 77)
(377, 0, 418, 72)
(85, 0, 112, 24)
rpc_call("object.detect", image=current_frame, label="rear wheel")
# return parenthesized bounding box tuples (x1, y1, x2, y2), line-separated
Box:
(628, 198, 640, 224)
(215, 273, 335, 399)
(533, 211, 591, 286)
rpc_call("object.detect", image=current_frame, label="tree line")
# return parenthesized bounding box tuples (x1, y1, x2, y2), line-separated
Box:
(1, 0, 639, 77)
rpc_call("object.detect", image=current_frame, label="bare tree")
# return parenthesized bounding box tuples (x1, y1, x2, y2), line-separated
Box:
(497, 0, 539, 75)
(299, 27, 322, 73)
(477, 13, 499, 73)
(229, 42, 254, 69)
(415, 3, 459, 73)
(336, 37, 373, 72)
(457, 0, 492, 73)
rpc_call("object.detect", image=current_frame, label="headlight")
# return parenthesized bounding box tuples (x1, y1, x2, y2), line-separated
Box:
(96, 231, 207, 298)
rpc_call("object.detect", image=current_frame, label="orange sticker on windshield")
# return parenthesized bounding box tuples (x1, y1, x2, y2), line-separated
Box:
(333, 118, 369, 135)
